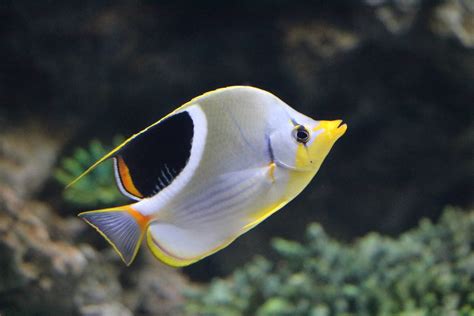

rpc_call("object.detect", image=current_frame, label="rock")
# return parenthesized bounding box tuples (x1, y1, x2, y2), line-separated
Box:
(121, 253, 188, 316)
(374, 5, 418, 34)
(430, 0, 474, 48)
(79, 303, 133, 316)
(0, 120, 70, 199)
(0, 119, 188, 315)
(0, 186, 100, 314)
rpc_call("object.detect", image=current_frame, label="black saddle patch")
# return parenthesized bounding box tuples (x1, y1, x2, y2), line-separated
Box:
(114, 111, 194, 198)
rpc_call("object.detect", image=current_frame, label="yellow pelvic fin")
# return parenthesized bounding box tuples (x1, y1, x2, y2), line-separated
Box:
(146, 228, 242, 268)
(146, 199, 290, 268)
(146, 230, 199, 267)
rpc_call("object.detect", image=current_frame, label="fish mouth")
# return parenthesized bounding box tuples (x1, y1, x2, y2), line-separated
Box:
(335, 120, 348, 138)
(313, 119, 348, 139)
(331, 120, 348, 132)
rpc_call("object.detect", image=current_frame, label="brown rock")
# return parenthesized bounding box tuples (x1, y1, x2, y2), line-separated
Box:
(0, 119, 188, 315)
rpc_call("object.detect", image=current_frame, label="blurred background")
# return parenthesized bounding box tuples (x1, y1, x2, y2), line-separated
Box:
(1, 0, 473, 315)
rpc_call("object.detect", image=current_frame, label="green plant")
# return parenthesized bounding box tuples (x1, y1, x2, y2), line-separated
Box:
(185, 207, 474, 316)
(54, 136, 127, 207)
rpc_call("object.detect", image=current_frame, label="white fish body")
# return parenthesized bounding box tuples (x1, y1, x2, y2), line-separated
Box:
(73, 86, 347, 266)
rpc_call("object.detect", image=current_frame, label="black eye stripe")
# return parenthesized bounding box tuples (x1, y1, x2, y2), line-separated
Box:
(293, 125, 310, 143)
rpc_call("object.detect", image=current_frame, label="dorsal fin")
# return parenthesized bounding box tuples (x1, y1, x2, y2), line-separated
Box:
(113, 111, 194, 199)
(65, 135, 136, 190)
(65, 105, 193, 192)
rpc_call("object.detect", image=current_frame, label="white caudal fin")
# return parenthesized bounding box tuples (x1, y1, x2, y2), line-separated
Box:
(78, 206, 149, 265)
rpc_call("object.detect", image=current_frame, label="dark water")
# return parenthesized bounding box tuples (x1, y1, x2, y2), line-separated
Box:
(1, 1, 473, 315)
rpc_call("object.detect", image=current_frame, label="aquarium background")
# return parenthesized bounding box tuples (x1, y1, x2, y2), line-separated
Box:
(1, 0, 473, 315)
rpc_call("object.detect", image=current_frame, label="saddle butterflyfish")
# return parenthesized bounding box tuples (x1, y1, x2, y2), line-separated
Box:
(71, 86, 347, 267)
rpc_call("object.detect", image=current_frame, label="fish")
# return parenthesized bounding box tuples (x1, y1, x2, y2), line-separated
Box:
(70, 86, 347, 267)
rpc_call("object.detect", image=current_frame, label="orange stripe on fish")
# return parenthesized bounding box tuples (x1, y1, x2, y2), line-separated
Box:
(117, 156, 144, 198)
(125, 205, 151, 230)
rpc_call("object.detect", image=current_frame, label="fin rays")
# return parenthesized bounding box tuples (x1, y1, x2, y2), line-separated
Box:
(78, 208, 146, 265)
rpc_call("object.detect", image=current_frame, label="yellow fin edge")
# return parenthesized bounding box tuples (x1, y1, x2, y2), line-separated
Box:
(65, 86, 260, 190)
(66, 110, 184, 189)
(146, 198, 289, 268)
(66, 149, 120, 189)
(146, 229, 241, 268)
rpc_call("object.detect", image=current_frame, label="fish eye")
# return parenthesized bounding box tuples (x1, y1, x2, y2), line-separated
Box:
(293, 125, 310, 144)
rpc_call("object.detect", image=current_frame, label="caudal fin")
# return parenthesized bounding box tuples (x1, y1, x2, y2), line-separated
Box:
(78, 206, 149, 265)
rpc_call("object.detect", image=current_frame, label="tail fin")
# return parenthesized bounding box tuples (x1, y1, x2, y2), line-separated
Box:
(78, 206, 150, 265)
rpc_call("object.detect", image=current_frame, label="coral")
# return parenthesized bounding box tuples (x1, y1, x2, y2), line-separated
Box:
(185, 207, 474, 316)
(54, 137, 127, 207)
(0, 186, 188, 316)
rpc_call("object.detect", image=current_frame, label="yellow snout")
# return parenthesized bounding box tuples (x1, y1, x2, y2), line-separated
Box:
(313, 120, 347, 140)
(294, 119, 347, 172)
(290, 119, 347, 199)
